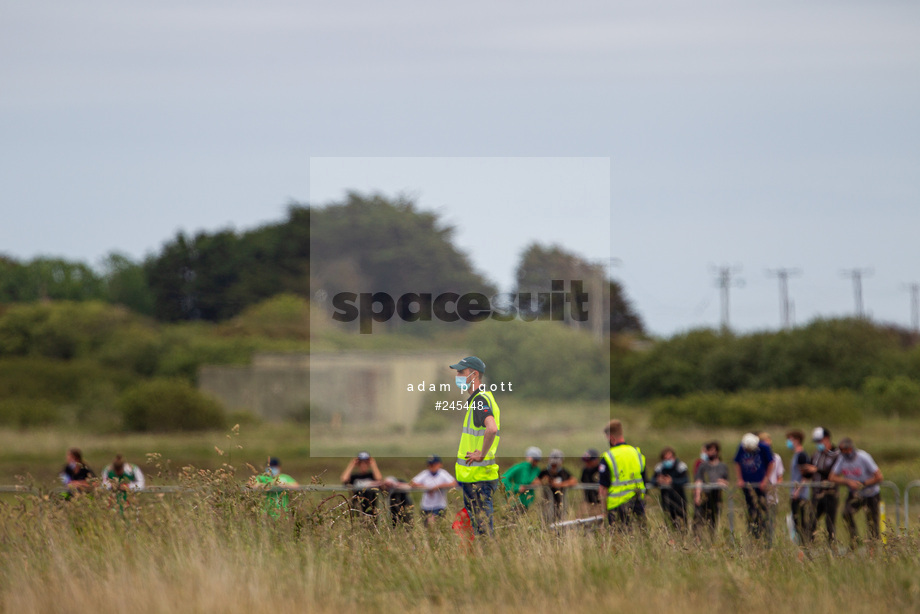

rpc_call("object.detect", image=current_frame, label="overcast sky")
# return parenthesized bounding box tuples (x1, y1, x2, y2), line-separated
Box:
(2, 1, 919, 336)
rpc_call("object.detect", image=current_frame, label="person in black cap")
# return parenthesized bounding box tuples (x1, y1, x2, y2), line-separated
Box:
(341, 451, 382, 519)
(579, 449, 602, 516)
(800, 426, 840, 544)
(451, 355, 501, 535)
(409, 454, 457, 525)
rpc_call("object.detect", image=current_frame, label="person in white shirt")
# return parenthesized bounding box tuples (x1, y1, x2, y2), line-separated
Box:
(410, 455, 457, 525)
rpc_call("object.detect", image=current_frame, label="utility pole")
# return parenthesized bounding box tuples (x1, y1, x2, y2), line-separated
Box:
(841, 268, 873, 319)
(904, 283, 920, 333)
(766, 268, 801, 330)
(712, 265, 743, 332)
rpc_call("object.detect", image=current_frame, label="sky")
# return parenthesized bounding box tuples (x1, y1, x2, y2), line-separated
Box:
(2, 1, 919, 336)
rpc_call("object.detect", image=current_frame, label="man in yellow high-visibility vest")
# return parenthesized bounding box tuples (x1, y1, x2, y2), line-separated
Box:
(451, 356, 500, 535)
(598, 419, 646, 528)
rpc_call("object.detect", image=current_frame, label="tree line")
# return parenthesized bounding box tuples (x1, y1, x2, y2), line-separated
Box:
(0, 193, 645, 334)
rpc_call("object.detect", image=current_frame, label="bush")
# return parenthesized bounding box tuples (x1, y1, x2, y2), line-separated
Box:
(0, 398, 59, 428)
(468, 319, 608, 400)
(117, 379, 227, 432)
(615, 319, 908, 401)
(649, 387, 863, 429)
(0, 357, 137, 403)
(861, 376, 920, 418)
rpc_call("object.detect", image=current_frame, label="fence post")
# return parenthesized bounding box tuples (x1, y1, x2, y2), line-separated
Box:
(880, 481, 901, 533)
(904, 480, 920, 532)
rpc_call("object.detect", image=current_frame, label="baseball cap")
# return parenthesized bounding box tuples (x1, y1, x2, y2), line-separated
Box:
(268, 457, 280, 467)
(582, 449, 600, 461)
(357, 451, 371, 461)
(426, 454, 442, 465)
(449, 356, 486, 373)
(548, 449, 564, 465)
(525, 446, 542, 461)
(812, 427, 829, 442)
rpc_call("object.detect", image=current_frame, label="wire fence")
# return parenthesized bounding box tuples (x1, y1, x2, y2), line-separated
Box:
(2, 479, 915, 538)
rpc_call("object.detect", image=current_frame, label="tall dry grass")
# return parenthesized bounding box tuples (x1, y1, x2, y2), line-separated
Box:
(2, 466, 919, 614)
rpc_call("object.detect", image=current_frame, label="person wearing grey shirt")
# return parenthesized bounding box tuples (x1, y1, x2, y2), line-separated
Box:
(830, 437, 884, 547)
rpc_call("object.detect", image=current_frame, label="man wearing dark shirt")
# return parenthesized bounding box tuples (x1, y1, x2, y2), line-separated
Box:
(341, 451, 382, 519)
(734, 433, 774, 540)
(580, 449, 602, 513)
(538, 449, 577, 522)
(801, 426, 840, 544)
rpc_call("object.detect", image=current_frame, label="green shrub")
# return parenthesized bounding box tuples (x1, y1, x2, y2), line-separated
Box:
(469, 319, 608, 400)
(0, 397, 59, 428)
(649, 387, 863, 429)
(0, 301, 133, 360)
(117, 379, 227, 432)
(861, 375, 920, 418)
(0, 357, 137, 403)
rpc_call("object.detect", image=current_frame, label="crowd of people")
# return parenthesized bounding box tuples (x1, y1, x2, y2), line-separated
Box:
(57, 427, 886, 548)
(333, 422, 885, 548)
(54, 355, 886, 548)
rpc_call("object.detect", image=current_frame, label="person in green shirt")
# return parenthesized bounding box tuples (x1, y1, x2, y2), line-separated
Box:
(251, 457, 299, 518)
(501, 447, 543, 511)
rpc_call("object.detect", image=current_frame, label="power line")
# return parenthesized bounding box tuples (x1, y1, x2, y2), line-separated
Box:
(766, 268, 801, 330)
(840, 268, 873, 319)
(711, 265, 743, 332)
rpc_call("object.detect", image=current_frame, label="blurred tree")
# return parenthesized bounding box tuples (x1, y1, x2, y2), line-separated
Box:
(0, 257, 106, 302)
(311, 192, 496, 327)
(101, 252, 155, 316)
(514, 243, 644, 334)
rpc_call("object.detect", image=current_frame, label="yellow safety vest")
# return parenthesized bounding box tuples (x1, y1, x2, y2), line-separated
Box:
(455, 390, 501, 483)
(602, 444, 646, 510)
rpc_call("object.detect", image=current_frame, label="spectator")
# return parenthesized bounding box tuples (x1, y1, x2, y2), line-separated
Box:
(692, 444, 707, 478)
(759, 431, 784, 541)
(102, 455, 145, 510)
(381, 476, 415, 527)
(341, 451, 382, 519)
(830, 437, 884, 548)
(651, 446, 689, 531)
(501, 447, 543, 513)
(538, 449, 577, 522)
(785, 430, 813, 545)
(250, 457, 298, 518)
(60, 448, 95, 494)
(800, 426, 840, 545)
(102, 454, 146, 492)
(693, 441, 728, 538)
(734, 432, 774, 541)
(410, 455, 457, 525)
(599, 420, 646, 529)
(579, 449, 603, 517)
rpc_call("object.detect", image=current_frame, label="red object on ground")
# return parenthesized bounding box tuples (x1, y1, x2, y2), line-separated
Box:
(452, 508, 475, 543)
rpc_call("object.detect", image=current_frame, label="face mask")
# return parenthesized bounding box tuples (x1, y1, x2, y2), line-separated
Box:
(844, 451, 856, 460)
(700, 452, 708, 462)
(270, 467, 280, 476)
(816, 443, 826, 452)
(707, 454, 718, 461)
(455, 375, 469, 391)
(786, 439, 794, 450)
(662, 459, 674, 469)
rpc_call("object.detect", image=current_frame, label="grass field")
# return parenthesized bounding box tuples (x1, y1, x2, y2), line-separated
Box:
(2, 402, 920, 613)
